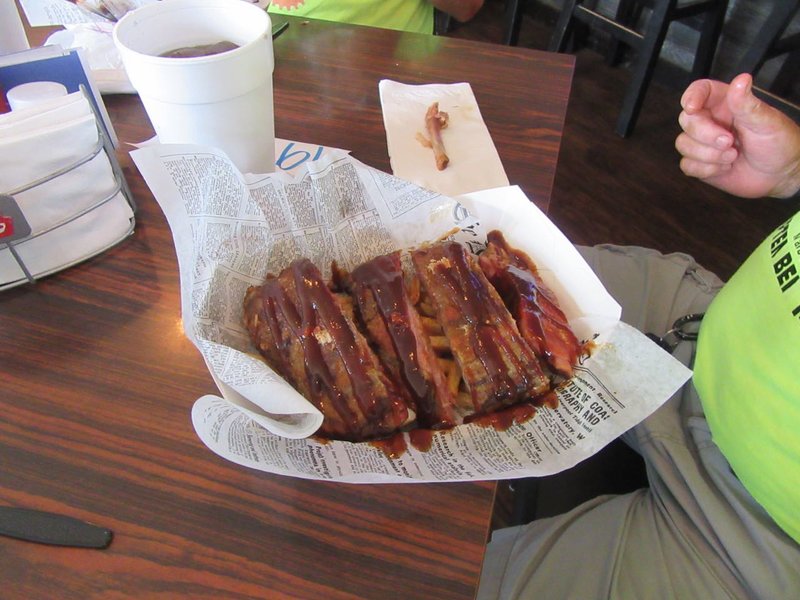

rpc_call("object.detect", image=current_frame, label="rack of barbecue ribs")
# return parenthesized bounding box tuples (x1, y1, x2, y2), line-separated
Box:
(243, 232, 585, 442)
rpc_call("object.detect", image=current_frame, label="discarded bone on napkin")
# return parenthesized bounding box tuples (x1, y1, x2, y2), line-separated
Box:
(379, 80, 509, 197)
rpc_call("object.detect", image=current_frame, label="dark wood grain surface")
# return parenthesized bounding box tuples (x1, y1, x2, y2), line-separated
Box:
(2, 15, 574, 599)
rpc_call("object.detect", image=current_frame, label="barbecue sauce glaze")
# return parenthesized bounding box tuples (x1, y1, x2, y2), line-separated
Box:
(261, 259, 407, 440)
(431, 242, 544, 409)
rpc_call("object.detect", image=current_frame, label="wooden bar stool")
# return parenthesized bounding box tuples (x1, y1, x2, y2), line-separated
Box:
(549, 0, 729, 137)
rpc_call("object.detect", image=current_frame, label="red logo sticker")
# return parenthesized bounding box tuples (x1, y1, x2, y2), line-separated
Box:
(0, 215, 14, 238)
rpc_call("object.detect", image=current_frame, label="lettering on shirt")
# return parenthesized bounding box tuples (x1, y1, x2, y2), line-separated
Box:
(793, 227, 800, 321)
(771, 220, 790, 257)
(770, 219, 798, 293)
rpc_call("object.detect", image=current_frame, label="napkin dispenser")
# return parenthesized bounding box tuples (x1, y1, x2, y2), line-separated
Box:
(0, 87, 135, 290)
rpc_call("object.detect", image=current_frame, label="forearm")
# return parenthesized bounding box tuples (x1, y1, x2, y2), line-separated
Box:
(430, 0, 483, 22)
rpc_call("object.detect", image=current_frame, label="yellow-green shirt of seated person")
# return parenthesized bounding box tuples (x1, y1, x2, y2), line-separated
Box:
(694, 210, 800, 545)
(268, 0, 435, 34)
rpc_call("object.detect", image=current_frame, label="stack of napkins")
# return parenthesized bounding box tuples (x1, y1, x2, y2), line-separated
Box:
(379, 80, 509, 197)
(0, 91, 134, 289)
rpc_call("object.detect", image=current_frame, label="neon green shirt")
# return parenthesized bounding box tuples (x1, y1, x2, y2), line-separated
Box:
(694, 210, 800, 544)
(268, 0, 435, 34)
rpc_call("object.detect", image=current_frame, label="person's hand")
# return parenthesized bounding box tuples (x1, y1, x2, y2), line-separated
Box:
(675, 72, 800, 198)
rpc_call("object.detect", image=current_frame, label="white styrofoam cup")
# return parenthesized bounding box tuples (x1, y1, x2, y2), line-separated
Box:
(113, 0, 275, 174)
(0, 0, 30, 55)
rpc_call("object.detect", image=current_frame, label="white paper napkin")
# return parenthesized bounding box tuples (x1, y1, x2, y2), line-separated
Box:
(0, 92, 134, 288)
(46, 24, 136, 94)
(379, 80, 509, 197)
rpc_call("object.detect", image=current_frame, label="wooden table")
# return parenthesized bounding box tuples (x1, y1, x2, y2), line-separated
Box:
(2, 15, 574, 599)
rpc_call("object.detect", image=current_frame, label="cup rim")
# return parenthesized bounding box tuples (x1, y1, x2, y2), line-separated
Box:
(113, 0, 271, 64)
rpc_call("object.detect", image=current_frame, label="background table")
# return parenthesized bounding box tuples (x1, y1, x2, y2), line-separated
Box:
(2, 14, 574, 599)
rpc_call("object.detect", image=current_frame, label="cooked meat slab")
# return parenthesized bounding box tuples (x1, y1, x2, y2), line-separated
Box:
(479, 230, 582, 378)
(347, 252, 458, 430)
(243, 258, 410, 441)
(411, 241, 550, 415)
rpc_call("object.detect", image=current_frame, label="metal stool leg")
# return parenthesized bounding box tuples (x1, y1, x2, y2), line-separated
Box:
(503, 0, 524, 46)
(771, 48, 800, 98)
(737, 2, 800, 74)
(690, 0, 728, 79)
(548, 0, 582, 53)
(605, 0, 642, 66)
(736, 2, 800, 118)
(615, 0, 676, 137)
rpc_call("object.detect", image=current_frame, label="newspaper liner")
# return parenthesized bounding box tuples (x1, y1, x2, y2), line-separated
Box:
(131, 144, 691, 483)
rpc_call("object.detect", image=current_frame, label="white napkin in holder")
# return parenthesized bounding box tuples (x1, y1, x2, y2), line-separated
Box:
(0, 88, 135, 290)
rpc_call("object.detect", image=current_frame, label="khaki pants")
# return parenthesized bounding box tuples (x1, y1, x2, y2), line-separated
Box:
(478, 245, 800, 600)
